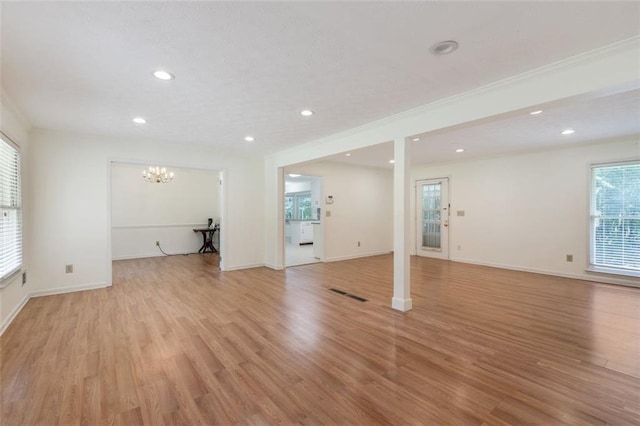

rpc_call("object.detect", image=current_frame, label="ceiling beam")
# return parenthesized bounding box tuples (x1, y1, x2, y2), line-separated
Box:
(267, 36, 640, 168)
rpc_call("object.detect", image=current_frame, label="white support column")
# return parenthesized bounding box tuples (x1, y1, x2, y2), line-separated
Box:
(392, 137, 412, 312)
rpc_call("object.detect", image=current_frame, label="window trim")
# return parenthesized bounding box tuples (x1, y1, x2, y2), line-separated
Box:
(0, 131, 23, 287)
(588, 159, 640, 278)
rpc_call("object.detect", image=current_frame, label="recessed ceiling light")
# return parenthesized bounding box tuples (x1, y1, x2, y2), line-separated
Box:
(244, 136, 255, 142)
(430, 40, 459, 56)
(153, 70, 174, 80)
(132, 117, 146, 124)
(561, 129, 575, 135)
(345, 153, 351, 157)
(530, 110, 543, 115)
(300, 110, 314, 116)
(389, 160, 395, 164)
(412, 137, 420, 142)
(288, 174, 301, 178)
(456, 148, 464, 153)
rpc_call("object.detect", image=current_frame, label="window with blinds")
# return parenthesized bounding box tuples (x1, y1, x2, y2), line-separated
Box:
(0, 135, 22, 284)
(590, 161, 640, 276)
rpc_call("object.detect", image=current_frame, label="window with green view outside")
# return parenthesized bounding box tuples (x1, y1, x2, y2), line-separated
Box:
(285, 191, 312, 220)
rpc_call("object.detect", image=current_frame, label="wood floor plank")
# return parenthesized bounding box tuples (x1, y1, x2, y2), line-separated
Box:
(1, 253, 639, 425)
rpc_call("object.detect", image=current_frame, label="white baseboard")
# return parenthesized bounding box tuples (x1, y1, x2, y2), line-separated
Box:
(112, 253, 166, 260)
(325, 251, 392, 263)
(265, 263, 284, 270)
(1, 282, 109, 336)
(0, 292, 30, 336)
(449, 257, 640, 288)
(30, 282, 109, 298)
(222, 263, 265, 272)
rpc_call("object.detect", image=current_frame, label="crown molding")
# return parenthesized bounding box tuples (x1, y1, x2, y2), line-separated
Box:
(269, 36, 640, 163)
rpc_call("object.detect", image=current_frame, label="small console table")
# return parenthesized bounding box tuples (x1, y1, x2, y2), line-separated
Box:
(193, 224, 219, 254)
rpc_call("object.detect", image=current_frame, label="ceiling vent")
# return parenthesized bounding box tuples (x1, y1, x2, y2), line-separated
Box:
(430, 40, 459, 56)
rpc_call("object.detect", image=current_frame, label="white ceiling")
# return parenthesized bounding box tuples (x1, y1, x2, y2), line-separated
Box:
(325, 88, 640, 168)
(1, 2, 639, 155)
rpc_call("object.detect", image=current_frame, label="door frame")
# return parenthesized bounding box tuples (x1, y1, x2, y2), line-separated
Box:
(415, 177, 450, 260)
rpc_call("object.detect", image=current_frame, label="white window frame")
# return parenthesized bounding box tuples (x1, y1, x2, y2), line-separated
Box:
(588, 160, 640, 278)
(0, 132, 22, 287)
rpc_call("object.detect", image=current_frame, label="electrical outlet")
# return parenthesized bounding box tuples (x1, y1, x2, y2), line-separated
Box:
(457, 245, 461, 251)
(156, 241, 160, 246)
(22, 271, 27, 286)
(65, 264, 73, 273)
(566, 254, 573, 262)
(326, 210, 331, 217)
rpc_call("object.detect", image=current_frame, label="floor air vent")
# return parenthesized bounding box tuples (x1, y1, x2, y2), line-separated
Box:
(345, 294, 368, 302)
(329, 288, 367, 302)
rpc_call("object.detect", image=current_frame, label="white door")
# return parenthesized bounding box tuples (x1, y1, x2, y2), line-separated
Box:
(416, 178, 449, 259)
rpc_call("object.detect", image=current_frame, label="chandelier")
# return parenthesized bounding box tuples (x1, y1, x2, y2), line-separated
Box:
(142, 166, 174, 183)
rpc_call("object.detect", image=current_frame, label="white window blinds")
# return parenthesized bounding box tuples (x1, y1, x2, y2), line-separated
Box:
(590, 161, 640, 275)
(0, 135, 22, 282)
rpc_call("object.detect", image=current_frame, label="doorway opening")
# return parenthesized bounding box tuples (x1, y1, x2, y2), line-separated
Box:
(284, 173, 323, 266)
(108, 161, 225, 274)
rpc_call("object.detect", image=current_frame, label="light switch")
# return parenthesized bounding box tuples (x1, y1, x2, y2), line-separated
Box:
(457, 210, 465, 216)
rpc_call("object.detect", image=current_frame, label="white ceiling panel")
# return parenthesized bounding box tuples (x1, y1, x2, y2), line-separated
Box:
(326, 89, 640, 168)
(2, 2, 639, 154)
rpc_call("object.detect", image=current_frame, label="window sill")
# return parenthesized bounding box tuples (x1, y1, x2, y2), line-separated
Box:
(0, 268, 22, 289)
(586, 266, 640, 279)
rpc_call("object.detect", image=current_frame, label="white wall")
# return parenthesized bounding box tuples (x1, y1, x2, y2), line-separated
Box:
(0, 94, 31, 334)
(27, 130, 265, 297)
(287, 161, 393, 262)
(111, 163, 221, 259)
(411, 138, 640, 284)
(263, 41, 639, 270)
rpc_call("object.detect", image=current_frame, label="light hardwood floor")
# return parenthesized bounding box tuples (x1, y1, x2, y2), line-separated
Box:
(2, 254, 639, 425)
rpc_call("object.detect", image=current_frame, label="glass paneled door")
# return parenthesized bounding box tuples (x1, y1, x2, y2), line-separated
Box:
(416, 178, 449, 259)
